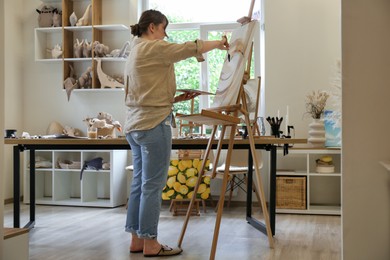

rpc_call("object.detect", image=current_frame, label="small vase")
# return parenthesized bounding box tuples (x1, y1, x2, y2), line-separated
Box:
(308, 119, 326, 147)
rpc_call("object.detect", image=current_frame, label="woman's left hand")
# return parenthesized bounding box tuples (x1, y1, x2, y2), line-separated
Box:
(173, 92, 201, 103)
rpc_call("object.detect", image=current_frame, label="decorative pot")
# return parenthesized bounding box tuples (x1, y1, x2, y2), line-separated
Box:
(308, 119, 326, 147)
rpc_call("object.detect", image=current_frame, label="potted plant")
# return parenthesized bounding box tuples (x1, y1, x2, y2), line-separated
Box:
(305, 90, 329, 147)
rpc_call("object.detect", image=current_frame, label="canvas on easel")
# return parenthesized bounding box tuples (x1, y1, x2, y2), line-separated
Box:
(212, 21, 257, 108)
(177, 19, 274, 260)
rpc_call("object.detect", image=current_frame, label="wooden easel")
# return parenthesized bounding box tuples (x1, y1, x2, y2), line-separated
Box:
(176, 22, 274, 260)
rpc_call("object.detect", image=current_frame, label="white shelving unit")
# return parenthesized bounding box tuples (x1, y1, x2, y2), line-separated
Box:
(276, 147, 341, 215)
(35, 0, 130, 89)
(23, 150, 128, 207)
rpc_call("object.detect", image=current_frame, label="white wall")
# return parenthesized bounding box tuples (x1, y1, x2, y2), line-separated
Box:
(1, 0, 5, 256)
(2, 0, 139, 200)
(263, 0, 341, 138)
(3, 0, 24, 202)
(342, 0, 390, 259)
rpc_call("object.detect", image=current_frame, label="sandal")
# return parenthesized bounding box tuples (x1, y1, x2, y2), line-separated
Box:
(144, 244, 183, 257)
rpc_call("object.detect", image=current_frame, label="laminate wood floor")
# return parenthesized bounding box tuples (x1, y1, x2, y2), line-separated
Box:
(4, 203, 341, 260)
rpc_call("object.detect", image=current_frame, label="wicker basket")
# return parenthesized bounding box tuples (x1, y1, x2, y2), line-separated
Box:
(276, 176, 306, 209)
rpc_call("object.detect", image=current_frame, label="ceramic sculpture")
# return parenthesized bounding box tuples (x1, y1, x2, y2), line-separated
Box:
(77, 67, 92, 89)
(76, 4, 92, 26)
(47, 44, 62, 59)
(63, 125, 82, 137)
(74, 39, 83, 58)
(63, 64, 77, 101)
(96, 59, 124, 88)
(109, 41, 130, 58)
(52, 9, 62, 27)
(82, 39, 92, 58)
(93, 41, 109, 57)
(69, 12, 77, 26)
(46, 121, 64, 135)
(36, 5, 55, 27)
(83, 112, 122, 138)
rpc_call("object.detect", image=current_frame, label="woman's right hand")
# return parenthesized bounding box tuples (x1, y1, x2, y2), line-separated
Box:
(219, 35, 230, 50)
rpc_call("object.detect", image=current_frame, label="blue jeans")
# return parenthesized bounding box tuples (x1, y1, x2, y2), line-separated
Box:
(125, 114, 172, 239)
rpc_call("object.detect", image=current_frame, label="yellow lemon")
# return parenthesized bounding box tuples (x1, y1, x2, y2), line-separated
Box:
(201, 191, 210, 200)
(187, 191, 194, 199)
(178, 161, 187, 171)
(161, 192, 169, 200)
(173, 182, 181, 192)
(179, 185, 189, 195)
(193, 159, 200, 168)
(203, 176, 211, 184)
(177, 173, 186, 184)
(185, 168, 197, 178)
(171, 159, 179, 166)
(206, 187, 211, 194)
(186, 176, 198, 187)
(168, 165, 179, 176)
(166, 189, 175, 198)
(197, 183, 207, 194)
(183, 159, 193, 168)
(196, 160, 203, 172)
(167, 176, 176, 188)
(176, 194, 183, 199)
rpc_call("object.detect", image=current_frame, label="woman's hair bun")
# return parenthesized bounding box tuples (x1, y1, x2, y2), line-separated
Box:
(130, 24, 141, 37)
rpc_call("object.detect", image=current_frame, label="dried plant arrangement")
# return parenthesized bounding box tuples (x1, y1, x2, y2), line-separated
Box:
(305, 90, 329, 119)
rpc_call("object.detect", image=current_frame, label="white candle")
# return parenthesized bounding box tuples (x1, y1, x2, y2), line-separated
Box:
(277, 109, 280, 118)
(285, 105, 290, 135)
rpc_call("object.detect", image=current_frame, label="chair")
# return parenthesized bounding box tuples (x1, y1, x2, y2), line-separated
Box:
(212, 149, 263, 209)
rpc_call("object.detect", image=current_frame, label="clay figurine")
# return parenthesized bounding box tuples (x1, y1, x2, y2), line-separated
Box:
(77, 67, 92, 89)
(36, 5, 55, 27)
(63, 64, 77, 101)
(109, 41, 130, 58)
(76, 4, 92, 26)
(69, 11, 77, 26)
(52, 9, 62, 27)
(96, 58, 124, 88)
(74, 39, 83, 58)
(47, 43, 63, 59)
(82, 39, 92, 58)
(93, 41, 109, 57)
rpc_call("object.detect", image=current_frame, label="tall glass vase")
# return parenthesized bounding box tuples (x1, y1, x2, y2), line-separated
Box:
(308, 118, 326, 147)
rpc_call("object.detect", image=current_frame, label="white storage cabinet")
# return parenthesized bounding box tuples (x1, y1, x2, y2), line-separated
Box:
(23, 150, 128, 207)
(276, 148, 341, 215)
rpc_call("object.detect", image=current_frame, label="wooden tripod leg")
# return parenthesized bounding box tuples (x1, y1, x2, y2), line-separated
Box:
(245, 114, 275, 248)
(177, 125, 218, 248)
(209, 124, 237, 260)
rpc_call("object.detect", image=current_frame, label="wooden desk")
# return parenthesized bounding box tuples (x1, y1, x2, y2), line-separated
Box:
(4, 136, 306, 236)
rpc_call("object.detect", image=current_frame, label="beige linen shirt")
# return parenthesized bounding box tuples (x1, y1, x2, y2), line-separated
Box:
(124, 37, 204, 133)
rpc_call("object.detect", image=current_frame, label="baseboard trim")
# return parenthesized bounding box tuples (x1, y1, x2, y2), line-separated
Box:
(4, 197, 23, 205)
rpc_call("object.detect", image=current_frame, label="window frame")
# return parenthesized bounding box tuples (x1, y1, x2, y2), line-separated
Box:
(141, 0, 261, 112)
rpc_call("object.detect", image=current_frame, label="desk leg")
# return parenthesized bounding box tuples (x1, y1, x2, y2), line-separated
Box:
(27, 149, 36, 228)
(246, 149, 253, 218)
(13, 146, 20, 228)
(246, 146, 276, 236)
(269, 145, 276, 235)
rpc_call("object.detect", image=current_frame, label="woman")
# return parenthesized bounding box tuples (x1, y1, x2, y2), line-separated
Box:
(124, 9, 229, 257)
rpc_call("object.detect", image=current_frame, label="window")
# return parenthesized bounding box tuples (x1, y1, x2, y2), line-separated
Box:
(143, 0, 260, 134)
(147, 0, 259, 24)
